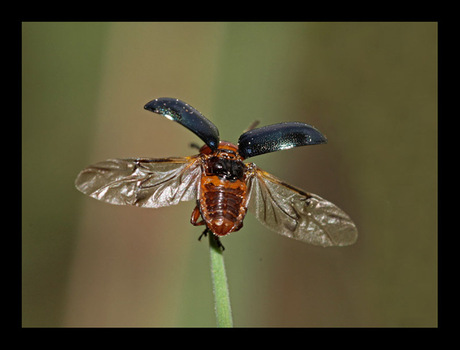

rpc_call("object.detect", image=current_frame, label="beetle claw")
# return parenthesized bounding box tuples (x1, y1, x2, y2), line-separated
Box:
(213, 236, 225, 251)
(198, 228, 209, 241)
(198, 228, 225, 251)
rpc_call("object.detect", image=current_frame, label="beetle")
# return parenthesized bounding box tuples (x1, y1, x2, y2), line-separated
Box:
(75, 97, 358, 250)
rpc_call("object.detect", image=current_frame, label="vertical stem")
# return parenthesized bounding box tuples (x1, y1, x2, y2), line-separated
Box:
(209, 234, 233, 327)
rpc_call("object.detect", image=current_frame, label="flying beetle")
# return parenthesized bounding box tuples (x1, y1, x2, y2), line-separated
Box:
(75, 98, 358, 249)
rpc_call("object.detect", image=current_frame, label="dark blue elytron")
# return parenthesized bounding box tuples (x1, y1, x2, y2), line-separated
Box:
(237, 122, 327, 159)
(144, 98, 220, 150)
(144, 98, 327, 159)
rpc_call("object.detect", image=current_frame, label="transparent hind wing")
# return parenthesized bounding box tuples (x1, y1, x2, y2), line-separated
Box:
(75, 156, 202, 208)
(248, 167, 358, 247)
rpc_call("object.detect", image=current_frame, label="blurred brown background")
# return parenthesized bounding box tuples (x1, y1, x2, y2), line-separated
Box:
(22, 22, 437, 327)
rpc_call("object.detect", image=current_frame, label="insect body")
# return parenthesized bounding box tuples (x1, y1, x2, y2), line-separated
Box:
(75, 98, 358, 249)
(193, 142, 249, 239)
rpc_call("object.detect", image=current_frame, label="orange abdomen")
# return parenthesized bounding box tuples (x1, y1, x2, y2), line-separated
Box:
(199, 175, 248, 236)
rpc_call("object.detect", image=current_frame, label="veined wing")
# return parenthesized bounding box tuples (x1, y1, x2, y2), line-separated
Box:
(247, 167, 358, 247)
(75, 156, 202, 208)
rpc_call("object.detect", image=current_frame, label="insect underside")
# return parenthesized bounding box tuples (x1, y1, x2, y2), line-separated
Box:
(190, 152, 251, 248)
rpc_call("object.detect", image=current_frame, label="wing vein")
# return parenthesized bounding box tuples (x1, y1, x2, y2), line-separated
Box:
(248, 167, 358, 247)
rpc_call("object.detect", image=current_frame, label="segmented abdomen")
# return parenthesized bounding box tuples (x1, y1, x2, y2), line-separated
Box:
(200, 176, 248, 236)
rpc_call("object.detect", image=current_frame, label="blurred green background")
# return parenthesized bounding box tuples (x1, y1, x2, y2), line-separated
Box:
(22, 22, 437, 327)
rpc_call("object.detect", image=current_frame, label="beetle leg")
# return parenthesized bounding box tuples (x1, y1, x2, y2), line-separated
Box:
(198, 227, 210, 241)
(191, 205, 225, 251)
(190, 205, 205, 226)
(212, 235, 225, 251)
(197, 228, 225, 250)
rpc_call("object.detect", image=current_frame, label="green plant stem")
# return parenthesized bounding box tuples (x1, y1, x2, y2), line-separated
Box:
(209, 234, 233, 327)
